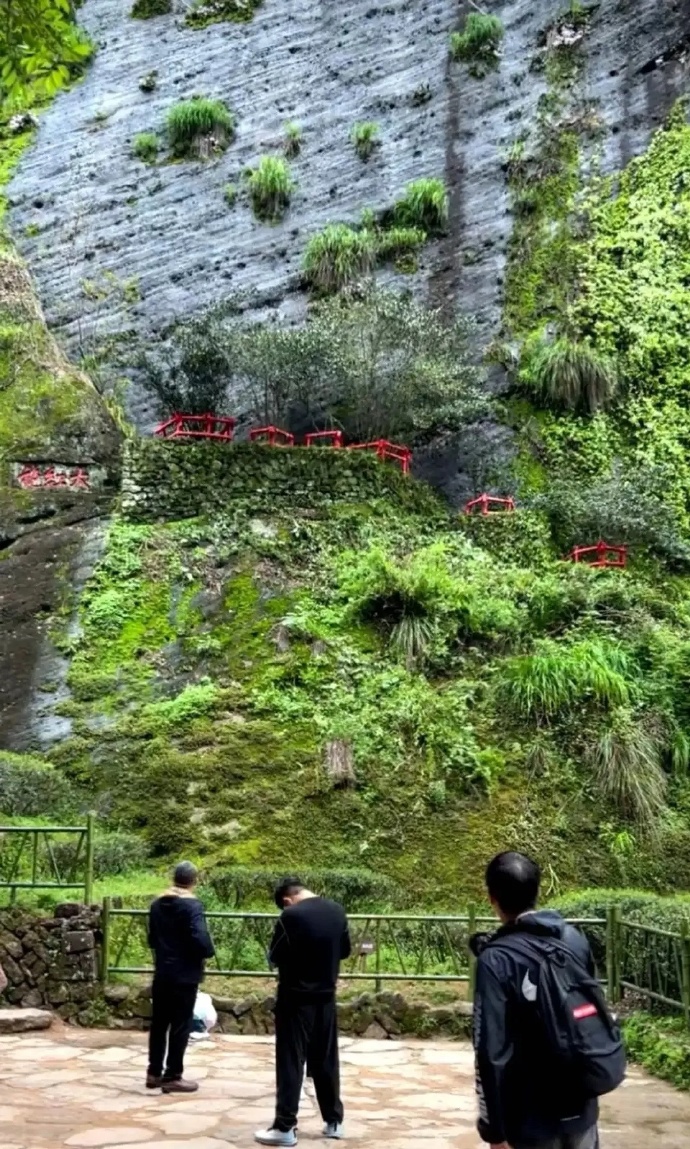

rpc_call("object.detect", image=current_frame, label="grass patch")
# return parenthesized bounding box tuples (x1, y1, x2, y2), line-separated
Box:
(303, 224, 376, 293)
(132, 132, 158, 163)
(375, 226, 426, 262)
(520, 338, 618, 413)
(223, 183, 237, 207)
(351, 121, 380, 161)
(246, 156, 294, 222)
(166, 97, 234, 158)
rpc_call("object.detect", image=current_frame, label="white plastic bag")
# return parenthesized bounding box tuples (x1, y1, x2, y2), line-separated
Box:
(193, 990, 217, 1032)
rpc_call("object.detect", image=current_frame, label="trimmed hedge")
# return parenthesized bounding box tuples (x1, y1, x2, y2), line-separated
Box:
(207, 865, 400, 910)
(555, 888, 690, 1011)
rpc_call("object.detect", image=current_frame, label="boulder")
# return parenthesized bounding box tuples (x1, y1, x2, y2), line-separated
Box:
(0, 1007, 53, 1033)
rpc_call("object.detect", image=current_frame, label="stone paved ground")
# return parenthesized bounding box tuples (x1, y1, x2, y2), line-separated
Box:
(2, 1026, 690, 1149)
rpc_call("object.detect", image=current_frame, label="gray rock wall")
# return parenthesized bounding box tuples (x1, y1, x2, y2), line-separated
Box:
(7, 0, 690, 432)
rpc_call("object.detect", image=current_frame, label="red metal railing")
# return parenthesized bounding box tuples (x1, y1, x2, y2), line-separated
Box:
(305, 430, 344, 448)
(348, 439, 412, 474)
(154, 413, 237, 441)
(567, 541, 627, 569)
(249, 425, 295, 446)
(464, 494, 516, 515)
(151, 418, 412, 475)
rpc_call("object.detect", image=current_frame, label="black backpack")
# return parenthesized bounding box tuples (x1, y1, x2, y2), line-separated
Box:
(490, 930, 626, 1098)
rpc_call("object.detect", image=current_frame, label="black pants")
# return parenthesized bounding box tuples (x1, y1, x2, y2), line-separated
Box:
(147, 977, 197, 1080)
(274, 995, 343, 1132)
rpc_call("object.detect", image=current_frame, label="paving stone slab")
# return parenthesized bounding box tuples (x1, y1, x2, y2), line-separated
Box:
(0, 1007, 53, 1034)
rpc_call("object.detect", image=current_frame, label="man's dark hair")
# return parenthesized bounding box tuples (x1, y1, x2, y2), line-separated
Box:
(174, 861, 198, 889)
(486, 851, 540, 917)
(274, 876, 304, 909)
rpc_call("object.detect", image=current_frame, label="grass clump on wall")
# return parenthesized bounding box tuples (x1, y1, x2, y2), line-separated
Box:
(246, 156, 294, 222)
(520, 338, 618, 414)
(450, 13, 504, 73)
(303, 224, 376, 293)
(284, 122, 302, 158)
(132, 132, 159, 163)
(351, 122, 380, 161)
(166, 97, 234, 158)
(131, 0, 172, 17)
(393, 178, 448, 235)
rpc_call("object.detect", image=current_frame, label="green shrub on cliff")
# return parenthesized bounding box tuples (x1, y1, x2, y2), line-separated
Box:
(351, 122, 380, 161)
(393, 178, 448, 235)
(498, 638, 632, 720)
(131, 0, 172, 17)
(132, 132, 158, 163)
(0, 752, 78, 817)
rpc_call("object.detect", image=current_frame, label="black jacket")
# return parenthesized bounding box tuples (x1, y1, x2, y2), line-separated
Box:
(472, 909, 599, 1146)
(268, 896, 351, 999)
(148, 890, 215, 985)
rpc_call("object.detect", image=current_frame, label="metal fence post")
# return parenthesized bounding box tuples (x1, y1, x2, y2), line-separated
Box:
(680, 918, 690, 1031)
(374, 919, 382, 994)
(100, 896, 111, 985)
(467, 905, 477, 1005)
(84, 813, 95, 905)
(606, 904, 622, 1004)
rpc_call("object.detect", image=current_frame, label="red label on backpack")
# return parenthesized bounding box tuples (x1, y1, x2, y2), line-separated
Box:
(573, 1003, 598, 1020)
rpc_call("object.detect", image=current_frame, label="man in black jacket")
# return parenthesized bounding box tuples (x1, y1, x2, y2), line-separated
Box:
(472, 851, 599, 1149)
(146, 861, 215, 1094)
(255, 877, 351, 1147)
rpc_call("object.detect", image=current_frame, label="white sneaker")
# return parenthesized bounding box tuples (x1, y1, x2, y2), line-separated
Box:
(254, 1128, 297, 1146)
(323, 1124, 344, 1139)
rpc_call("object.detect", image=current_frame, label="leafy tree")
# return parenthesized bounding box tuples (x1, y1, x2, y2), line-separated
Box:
(140, 315, 233, 415)
(1, 0, 92, 103)
(310, 285, 487, 444)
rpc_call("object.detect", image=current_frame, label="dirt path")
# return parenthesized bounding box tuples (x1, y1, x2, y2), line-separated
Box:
(1, 1025, 688, 1147)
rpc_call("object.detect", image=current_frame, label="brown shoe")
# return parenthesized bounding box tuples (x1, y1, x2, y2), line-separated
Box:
(161, 1077, 199, 1094)
(146, 1074, 164, 1089)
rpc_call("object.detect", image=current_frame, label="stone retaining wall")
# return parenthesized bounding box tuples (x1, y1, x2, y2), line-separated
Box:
(121, 439, 439, 522)
(105, 984, 472, 1040)
(0, 903, 100, 1023)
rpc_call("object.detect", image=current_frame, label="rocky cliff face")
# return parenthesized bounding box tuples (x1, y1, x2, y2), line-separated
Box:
(8, 0, 690, 433)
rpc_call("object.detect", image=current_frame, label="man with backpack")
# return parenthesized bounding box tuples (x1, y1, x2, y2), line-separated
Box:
(471, 851, 625, 1149)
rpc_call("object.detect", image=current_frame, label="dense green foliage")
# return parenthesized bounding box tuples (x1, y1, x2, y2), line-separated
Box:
(622, 1014, 690, 1091)
(185, 0, 263, 27)
(0, 0, 92, 103)
(519, 338, 618, 413)
(246, 156, 294, 222)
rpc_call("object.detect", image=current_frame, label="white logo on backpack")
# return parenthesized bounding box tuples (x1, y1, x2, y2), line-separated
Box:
(522, 971, 537, 1002)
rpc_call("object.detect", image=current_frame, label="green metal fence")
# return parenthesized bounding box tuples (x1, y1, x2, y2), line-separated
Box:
(0, 816, 95, 904)
(102, 901, 613, 1002)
